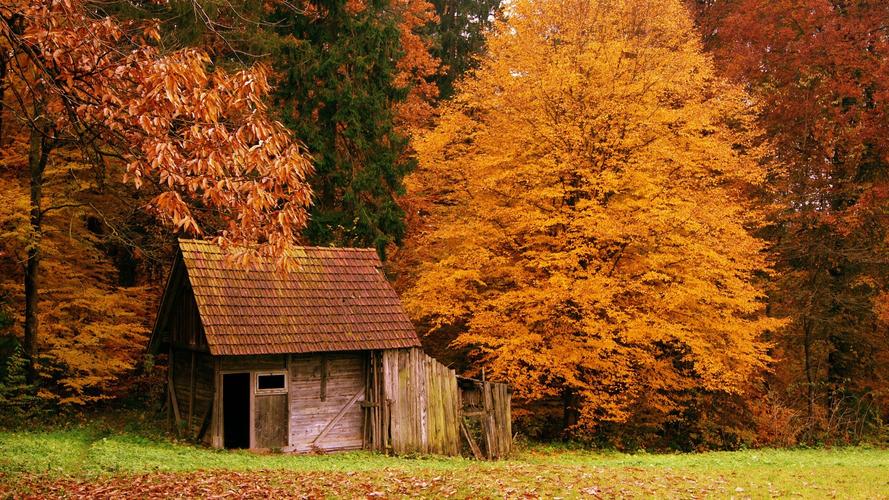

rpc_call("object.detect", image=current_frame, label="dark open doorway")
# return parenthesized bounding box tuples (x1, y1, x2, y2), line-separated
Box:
(223, 373, 250, 449)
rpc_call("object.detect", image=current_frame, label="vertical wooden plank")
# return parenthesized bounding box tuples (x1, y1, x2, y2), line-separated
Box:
(167, 347, 182, 436)
(501, 384, 508, 457)
(482, 381, 495, 459)
(445, 367, 458, 455)
(425, 355, 435, 454)
(434, 359, 441, 454)
(211, 358, 223, 449)
(411, 349, 419, 453)
(392, 350, 399, 452)
(489, 383, 497, 459)
(371, 353, 376, 450)
(188, 350, 197, 436)
(451, 370, 459, 456)
(407, 349, 414, 454)
(382, 350, 393, 452)
(450, 368, 457, 454)
(503, 385, 512, 455)
(285, 354, 292, 449)
(418, 349, 428, 453)
(381, 349, 393, 452)
(434, 361, 445, 454)
(320, 354, 328, 401)
(374, 351, 383, 451)
(390, 350, 398, 453)
(408, 350, 415, 453)
(249, 371, 255, 449)
(362, 354, 370, 449)
(439, 365, 447, 455)
(503, 385, 510, 457)
(495, 384, 503, 458)
(401, 349, 411, 453)
(373, 351, 379, 450)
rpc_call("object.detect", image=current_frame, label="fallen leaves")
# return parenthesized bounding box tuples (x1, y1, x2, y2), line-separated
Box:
(0, 465, 782, 499)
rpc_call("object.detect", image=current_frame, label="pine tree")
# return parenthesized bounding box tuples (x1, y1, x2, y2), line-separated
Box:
(428, 0, 501, 98)
(269, 0, 414, 256)
(0, 344, 39, 420)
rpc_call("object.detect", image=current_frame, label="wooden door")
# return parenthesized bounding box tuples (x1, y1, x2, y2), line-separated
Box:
(255, 394, 288, 449)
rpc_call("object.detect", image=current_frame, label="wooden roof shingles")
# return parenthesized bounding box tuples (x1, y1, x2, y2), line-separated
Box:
(177, 239, 421, 356)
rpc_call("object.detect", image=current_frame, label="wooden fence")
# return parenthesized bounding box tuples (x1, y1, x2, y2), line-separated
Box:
(457, 376, 511, 460)
(364, 347, 511, 459)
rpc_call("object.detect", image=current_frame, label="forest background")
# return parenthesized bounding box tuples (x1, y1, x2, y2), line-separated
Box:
(0, 0, 886, 451)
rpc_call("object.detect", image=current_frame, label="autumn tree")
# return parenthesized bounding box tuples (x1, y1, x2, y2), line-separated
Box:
(402, 0, 780, 444)
(691, 0, 889, 439)
(0, 0, 314, 387)
(392, 0, 442, 130)
(0, 169, 156, 404)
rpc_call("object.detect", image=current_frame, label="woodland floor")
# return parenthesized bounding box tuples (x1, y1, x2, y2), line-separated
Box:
(1, 417, 888, 499)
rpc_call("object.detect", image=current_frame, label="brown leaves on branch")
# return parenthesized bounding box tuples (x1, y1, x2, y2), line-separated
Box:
(1, 0, 315, 259)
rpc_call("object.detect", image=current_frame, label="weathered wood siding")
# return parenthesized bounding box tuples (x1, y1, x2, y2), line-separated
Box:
(220, 355, 286, 372)
(289, 352, 366, 452)
(379, 348, 461, 456)
(169, 283, 208, 352)
(170, 348, 214, 442)
(255, 394, 288, 449)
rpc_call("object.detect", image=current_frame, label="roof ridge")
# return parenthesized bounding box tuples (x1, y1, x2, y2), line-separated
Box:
(177, 238, 378, 253)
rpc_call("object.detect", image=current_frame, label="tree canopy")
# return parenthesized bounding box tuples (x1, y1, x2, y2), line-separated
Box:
(401, 0, 780, 440)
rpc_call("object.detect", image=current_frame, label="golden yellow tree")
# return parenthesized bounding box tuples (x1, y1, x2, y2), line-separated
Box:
(402, 0, 781, 437)
(0, 152, 154, 405)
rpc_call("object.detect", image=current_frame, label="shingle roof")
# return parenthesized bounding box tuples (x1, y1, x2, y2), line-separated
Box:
(177, 239, 421, 356)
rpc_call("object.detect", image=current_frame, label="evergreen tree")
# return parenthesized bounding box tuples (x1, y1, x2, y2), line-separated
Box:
(429, 0, 501, 98)
(270, 0, 413, 256)
(0, 344, 39, 421)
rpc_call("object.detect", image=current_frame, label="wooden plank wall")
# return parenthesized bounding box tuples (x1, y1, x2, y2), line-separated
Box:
(289, 352, 365, 452)
(170, 348, 215, 442)
(220, 355, 286, 371)
(379, 348, 461, 456)
(169, 283, 208, 351)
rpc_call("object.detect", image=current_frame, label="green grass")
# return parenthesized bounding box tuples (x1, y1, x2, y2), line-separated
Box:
(2, 422, 888, 498)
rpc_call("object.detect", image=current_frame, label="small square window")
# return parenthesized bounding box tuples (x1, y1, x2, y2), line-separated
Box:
(256, 372, 287, 394)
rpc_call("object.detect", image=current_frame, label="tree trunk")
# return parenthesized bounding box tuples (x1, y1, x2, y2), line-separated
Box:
(0, 52, 6, 143)
(23, 114, 51, 384)
(802, 318, 815, 425)
(562, 387, 579, 435)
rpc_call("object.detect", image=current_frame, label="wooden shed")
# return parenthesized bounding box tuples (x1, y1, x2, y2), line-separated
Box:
(148, 239, 511, 456)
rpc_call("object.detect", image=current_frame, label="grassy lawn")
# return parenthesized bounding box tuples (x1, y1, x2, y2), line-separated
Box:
(1, 422, 888, 498)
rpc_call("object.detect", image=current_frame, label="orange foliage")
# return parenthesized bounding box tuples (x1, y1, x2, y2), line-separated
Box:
(1, 0, 315, 258)
(401, 0, 781, 435)
(0, 0, 315, 398)
(0, 147, 155, 404)
(391, 0, 441, 130)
